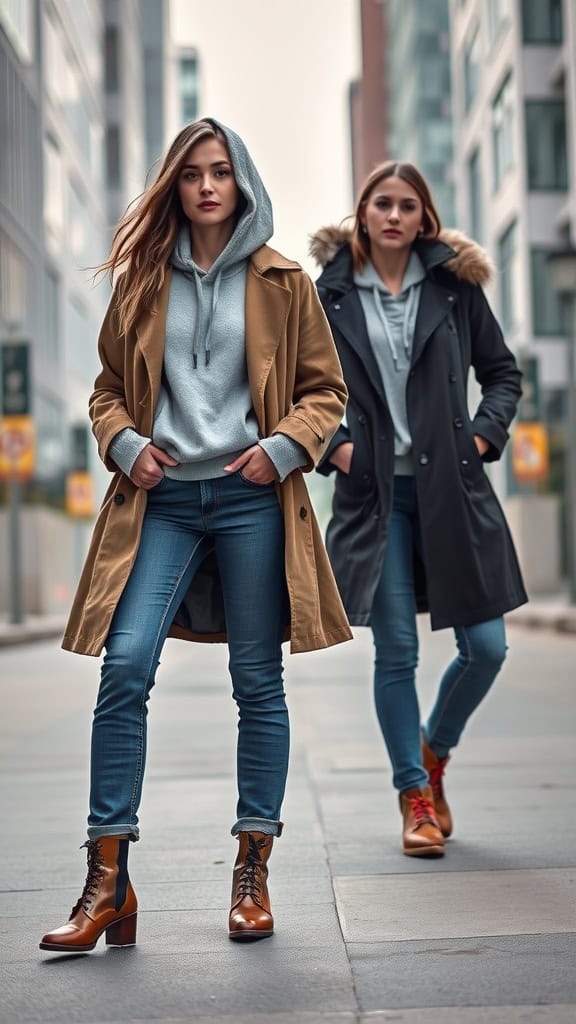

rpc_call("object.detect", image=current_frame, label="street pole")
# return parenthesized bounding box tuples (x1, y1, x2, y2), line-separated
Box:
(8, 478, 23, 624)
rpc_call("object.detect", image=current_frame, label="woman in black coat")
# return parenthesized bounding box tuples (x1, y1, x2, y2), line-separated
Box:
(311, 161, 527, 857)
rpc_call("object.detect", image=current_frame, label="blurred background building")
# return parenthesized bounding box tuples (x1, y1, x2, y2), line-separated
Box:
(450, 0, 575, 593)
(0, 0, 176, 616)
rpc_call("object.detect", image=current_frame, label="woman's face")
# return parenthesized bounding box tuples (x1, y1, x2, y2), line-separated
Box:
(361, 176, 425, 255)
(177, 137, 239, 229)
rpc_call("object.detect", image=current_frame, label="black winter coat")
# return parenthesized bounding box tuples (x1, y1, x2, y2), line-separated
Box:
(312, 227, 528, 630)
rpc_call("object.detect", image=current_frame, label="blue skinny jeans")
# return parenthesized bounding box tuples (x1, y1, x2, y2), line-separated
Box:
(371, 475, 507, 793)
(87, 472, 289, 841)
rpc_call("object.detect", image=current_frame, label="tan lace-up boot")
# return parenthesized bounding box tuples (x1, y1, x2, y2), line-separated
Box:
(400, 785, 445, 856)
(228, 831, 275, 940)
(39, 836, 137, 952)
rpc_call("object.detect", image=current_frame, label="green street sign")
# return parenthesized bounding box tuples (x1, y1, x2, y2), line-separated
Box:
(1, 342, 31, 416)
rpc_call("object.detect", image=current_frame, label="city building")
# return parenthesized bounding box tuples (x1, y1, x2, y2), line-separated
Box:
(0, 0, 173, 617)
(449, 0, 575, 592)
(350, 0, 389, 197)
(386, 0, 455, 226)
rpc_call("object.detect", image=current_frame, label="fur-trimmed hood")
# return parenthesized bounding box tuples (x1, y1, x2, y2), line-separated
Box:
(309, 225, 494, 287)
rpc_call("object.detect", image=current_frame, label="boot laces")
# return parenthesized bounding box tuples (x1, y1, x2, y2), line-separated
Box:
(236, 835, 268, 900)
(409, 794, 436, 828)
(70, 840, 105, 916)
(428, 758, 448, 800)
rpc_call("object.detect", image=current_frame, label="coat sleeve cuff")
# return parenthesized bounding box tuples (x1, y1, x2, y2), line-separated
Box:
(471, 416, 508, 462)
(259, 435, 308, 482)
(316, 425, 352, 476)
(108, 428, 151, 477)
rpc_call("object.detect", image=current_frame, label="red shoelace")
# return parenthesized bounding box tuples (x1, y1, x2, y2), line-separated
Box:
(408, 794, 436, 828)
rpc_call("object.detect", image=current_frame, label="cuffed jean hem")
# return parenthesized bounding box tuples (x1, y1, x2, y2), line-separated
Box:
(231, 817, 284, 837)
(87, 824, 139, 842)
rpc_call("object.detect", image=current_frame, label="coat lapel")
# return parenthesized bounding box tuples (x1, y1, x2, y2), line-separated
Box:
(327, 289, 386, 403)
(245, 263, 291, 429)
(411, 277, 458, 368)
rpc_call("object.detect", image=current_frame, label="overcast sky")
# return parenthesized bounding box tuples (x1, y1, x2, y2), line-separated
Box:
(170, 0, 360, 275)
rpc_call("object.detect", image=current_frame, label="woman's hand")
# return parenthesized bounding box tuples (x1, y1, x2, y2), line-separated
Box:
(225, 445, 279, 484)
(329, 442, 353, 475)
(474, 435, 490, 458)
(130, 444, 179, 489)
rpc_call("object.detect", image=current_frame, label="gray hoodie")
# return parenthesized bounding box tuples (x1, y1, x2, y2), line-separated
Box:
(109, 118, 306, 482)
(354, 251, 426, 474)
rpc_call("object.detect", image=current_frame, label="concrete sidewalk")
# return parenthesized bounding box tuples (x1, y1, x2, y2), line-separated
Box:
(1, 622, 575, 1022)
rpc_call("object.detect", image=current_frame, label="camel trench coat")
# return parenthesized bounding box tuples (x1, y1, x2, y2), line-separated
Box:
(62, 245, 352, 657)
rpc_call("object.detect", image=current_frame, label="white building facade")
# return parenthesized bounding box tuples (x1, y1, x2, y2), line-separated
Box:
(450, 0, 575, 592)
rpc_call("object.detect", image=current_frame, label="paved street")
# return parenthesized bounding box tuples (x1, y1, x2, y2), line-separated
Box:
(1, 621, 575, 1023)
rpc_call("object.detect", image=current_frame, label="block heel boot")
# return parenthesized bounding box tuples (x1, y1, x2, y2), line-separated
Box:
(39, 835, 137, 953)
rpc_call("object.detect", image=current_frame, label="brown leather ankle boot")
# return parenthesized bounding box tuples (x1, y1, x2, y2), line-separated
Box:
(228, 831, 275, 941)
(422, 740, 453, 838)
(400, 785, 445, 857)
(39, 836, 137, 952)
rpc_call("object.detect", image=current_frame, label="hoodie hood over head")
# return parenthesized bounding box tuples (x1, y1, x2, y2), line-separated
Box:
(170, 118, 274, 367)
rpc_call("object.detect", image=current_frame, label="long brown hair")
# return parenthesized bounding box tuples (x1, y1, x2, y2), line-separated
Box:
(99, 119, 228, 337)
(350, 161, 441, 273)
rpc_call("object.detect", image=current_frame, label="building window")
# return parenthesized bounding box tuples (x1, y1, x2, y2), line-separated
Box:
(44, 269, 60, 365)
(104, 25, 119, 93)
(525, 101, 568, 190)
(498, 220, 517, 332)
(531, 249, 568, 336)
(179, 52, 199, 126)
(464, 24, 480, 113)
(468, 148, 482, 242)
(522, 0, 562, 44)
(492, 73, 514, 190)
(106, 125, 121, 189)
(487, 0, 510, 47)
(0, 229, 28, 327)
(44, 135, 64, 236)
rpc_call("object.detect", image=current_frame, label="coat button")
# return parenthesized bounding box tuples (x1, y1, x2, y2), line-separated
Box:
(299, 506, 307, 519)
(333, 304, 341, 311)
(358, 413, 366, 425)
(114, 493, 125, 506)
(362, 473, 371, 481)
(461, 459, 469, 466)
(379, 434, 387, 441)
(418, 453, 429, 466)
(449, 372, 457, 383)
(454, 417, 463, 428)
(448, 295, 454, 303)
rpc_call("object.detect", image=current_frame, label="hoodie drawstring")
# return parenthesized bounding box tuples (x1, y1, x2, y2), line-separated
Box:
(189, 268, 223, 369)
(372, 284, 419, 371)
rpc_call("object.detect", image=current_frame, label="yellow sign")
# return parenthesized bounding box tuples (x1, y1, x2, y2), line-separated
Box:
(0, 415, 35, 480)
(66, 471, 95, 518)
(512, 422, 549, 484)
